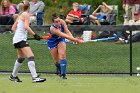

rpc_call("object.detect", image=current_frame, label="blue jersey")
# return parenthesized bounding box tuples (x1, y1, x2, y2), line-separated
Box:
(47, 24, 65, 50)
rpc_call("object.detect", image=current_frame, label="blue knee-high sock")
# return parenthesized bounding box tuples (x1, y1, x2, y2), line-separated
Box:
(55, 63, 61, 73)
(60, 59, 67, 76)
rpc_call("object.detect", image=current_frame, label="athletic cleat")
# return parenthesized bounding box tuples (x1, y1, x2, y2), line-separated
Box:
(60, 75, 67, 79)
(9, 74, 22, 82)
(55, 66, 61, 76)
(61, 76, 67, 79)
(32, 76, 46, 83)
(55, 68, 59, 75)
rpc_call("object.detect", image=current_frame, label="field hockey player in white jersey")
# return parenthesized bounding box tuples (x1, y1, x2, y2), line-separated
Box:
(9, 0, 46, 83)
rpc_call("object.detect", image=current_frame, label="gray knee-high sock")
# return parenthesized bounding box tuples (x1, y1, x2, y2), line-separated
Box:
(12, 58, 24, 77)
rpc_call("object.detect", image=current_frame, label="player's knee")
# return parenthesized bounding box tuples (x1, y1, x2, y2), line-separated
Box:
(59, 54, 66, 60)
(28, 56, 35, 61)
(17, 58, 25, 63)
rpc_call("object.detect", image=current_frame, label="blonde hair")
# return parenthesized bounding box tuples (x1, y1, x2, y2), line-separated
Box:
(72, 2, 79, 6)
(20, 0, 30, 12)
(0, 0, 11, 14)
(1, 0, 11, 7)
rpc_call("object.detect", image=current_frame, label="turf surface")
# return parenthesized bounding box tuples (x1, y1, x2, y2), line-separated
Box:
(0, 74, 140, 93)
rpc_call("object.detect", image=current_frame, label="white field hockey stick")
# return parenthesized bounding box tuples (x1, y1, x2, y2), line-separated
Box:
(84, 36, 117, 42)
(84, 34, 118, 43)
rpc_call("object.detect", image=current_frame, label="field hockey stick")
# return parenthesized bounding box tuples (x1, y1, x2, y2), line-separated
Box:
(27, 33, 52, 40)
(84, 34, 118, 43)
(84, 36, 116, 42)
(35, 37, 116, 45)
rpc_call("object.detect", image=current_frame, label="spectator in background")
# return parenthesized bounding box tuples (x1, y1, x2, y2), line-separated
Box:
(0, 0, 16, 25)
(13, 0, 28, 21)
(116, 11, 140, 44)
(16, 0, 28, 13)
(90, 2, 113, 25)
(65, 2, 83, 25)
(123, 0, 135, 22)
(126, 11, 140, 43)
(29, 0, 45, 25)
(134, 0, 140, 12)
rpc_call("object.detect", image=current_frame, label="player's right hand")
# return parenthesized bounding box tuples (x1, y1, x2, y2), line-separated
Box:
(75, 38, 84, 44)
(34, 34, 41, 40)
(77, 39, 84, 44)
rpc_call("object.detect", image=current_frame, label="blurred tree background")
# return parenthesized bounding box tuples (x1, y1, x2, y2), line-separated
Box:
(0, 0, 124, 24)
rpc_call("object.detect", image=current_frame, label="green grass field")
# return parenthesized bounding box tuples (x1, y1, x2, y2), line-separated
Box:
(0, 32, 140, 93)
(0, 32, 140, 73)
(0, 74, 140, 93)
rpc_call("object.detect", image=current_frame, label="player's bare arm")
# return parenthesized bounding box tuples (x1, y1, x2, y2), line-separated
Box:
(50, 26, 83, 44)
(60, 19, 73, 37)
(11, 20, 18, 32)
(23, 13, 36, 36)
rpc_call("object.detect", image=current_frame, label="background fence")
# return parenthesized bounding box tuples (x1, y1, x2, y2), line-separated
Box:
(0, 25, 140, 75)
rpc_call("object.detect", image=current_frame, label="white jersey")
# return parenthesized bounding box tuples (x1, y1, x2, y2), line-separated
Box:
(13, 19, 28, 44)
